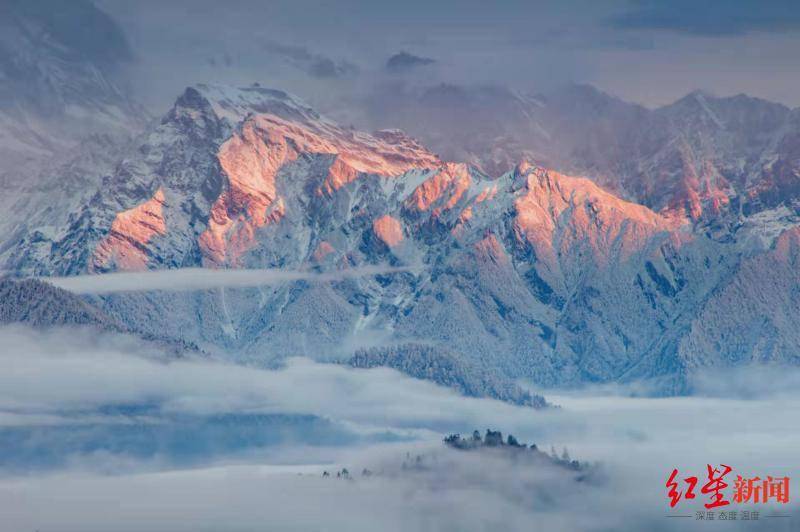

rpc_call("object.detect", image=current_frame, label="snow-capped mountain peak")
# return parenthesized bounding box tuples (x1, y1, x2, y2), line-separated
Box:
(5, 83, 800, 394)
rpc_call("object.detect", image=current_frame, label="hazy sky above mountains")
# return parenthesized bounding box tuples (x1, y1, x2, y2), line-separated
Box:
(94, 0, 800, 110)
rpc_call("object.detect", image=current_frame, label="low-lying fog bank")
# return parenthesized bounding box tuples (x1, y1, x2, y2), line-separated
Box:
(1, 325, 797, 531)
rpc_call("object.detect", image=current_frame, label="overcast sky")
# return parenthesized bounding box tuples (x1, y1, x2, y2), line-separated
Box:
(96, 0, 800, 111)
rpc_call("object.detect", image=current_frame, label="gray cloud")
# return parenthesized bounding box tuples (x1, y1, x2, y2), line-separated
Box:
(43, 266, 410, 294)
(612, 0, 800, 36)
(262, 40, 359, 79)
(386, 51, 436, 73)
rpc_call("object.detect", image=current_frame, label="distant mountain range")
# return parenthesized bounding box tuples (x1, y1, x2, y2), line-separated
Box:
(359, 83, 800, 221)
(1, 80, 798, 396)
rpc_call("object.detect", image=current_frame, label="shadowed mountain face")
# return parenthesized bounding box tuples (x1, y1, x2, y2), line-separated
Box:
(0, 0, 144, 178)
(3, 84, 800, 394)
(0, 0, 149, 272)
(0, 0, 132, 107)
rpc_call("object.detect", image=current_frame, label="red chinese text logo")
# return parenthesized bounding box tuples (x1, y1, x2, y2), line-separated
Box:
(666, 466, 790, 508)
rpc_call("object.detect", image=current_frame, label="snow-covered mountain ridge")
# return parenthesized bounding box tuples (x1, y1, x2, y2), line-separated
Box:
(359, 84, 800, 225)
(4, 84, 800, 393)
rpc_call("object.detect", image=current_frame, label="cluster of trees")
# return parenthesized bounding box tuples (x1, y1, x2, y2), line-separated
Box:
(443, 429, 584, 471)
(322, 468, 353, 479)
(444, 429, 532, 450)
(318, 429, 589, 483)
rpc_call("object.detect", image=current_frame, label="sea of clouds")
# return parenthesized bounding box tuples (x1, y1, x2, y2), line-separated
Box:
(0, 324, 797, 531)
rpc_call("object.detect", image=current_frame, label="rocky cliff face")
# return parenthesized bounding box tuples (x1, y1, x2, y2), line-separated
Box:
(3, 84, 800, 393)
